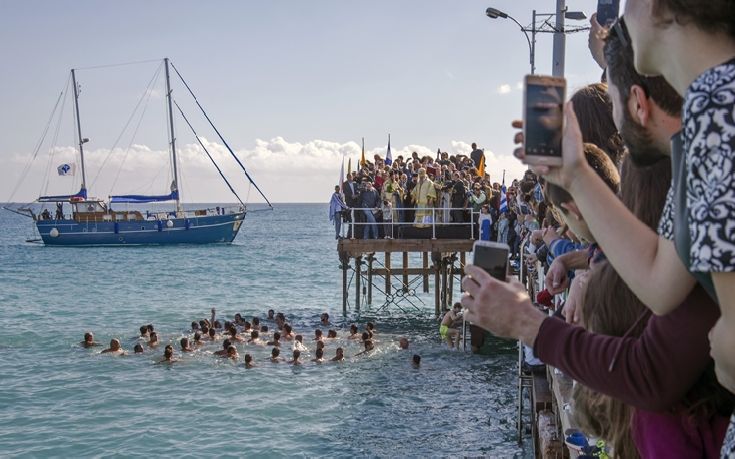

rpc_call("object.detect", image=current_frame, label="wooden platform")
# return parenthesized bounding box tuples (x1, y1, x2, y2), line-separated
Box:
(337, 238, 475, 257)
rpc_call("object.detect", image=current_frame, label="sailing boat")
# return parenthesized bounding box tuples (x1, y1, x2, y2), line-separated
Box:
(9, 58, 271, 246)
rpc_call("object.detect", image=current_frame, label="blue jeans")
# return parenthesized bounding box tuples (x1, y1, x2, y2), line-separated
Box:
(334, 214, 342, 239)
(363, 210, 378, 239)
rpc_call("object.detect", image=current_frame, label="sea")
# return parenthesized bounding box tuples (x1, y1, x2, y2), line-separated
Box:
(0, 203, 528, 458)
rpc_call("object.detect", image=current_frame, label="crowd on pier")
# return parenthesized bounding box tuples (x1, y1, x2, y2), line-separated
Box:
(83, 309, 420, 368)
(454, 8, 735, 459)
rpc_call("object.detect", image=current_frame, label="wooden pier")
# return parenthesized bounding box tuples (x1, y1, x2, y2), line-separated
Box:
(337, 238, 474, 316)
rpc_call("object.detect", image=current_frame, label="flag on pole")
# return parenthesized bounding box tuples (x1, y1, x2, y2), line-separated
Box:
(339, 155, 345, 190)
(360, 137, 366, 167)
(477, 154, 485, 177)
(385, 134, 392, 166)
(57, 163, 75, 176)
(347, 157, 352, 175)
(499, 184, 508, 213)
(436, 148, 441, 161)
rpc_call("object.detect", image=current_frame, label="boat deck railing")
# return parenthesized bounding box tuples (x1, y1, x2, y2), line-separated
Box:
(33, 205, 245, 223)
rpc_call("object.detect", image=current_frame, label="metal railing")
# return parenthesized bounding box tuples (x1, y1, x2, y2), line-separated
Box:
(343, 207, 482, 239)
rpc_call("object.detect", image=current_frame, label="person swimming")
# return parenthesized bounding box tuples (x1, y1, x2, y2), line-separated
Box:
(191, 321, 200, 332)
(361, 332, 369, 342)
(133, 343, 144, 354)
(252, 317, 260, 329)
(214, 339, 233, 357)
(147, 332, 159, 348)
(314, 329, 323, 341)
(228, 325, 245, 342)
(247, 330, 264, 346)
(282, 324, 294, 341)
(226, 345, 239, 361)
(412, 354, 421, 368)
(270, 347, 282, 363)
(366, 322, 376, 334)
(180, 337, 194, 352)
(355, 339, 374, 357)
(311, 348, 325, 363)
(267, 309, 275, 321)
(327, 329, 337, 339)
(101, 338, 126, 355)
(293, 335, 307, 352)
(193, 331, 204, 347)
(207, 327, 218, 341)
(348, 324, 359, 339)
(139, 325, 149, 339)
(289, 349, 302, 365)
(275, 313, 285, 330)
(266, 332, 281, 347)
(315, 341, 325, 353)
(399, 337, 409, 350)
(80, 332, 100, 348)
(331, 347, 345, 362)
(320, 312, 331, 326)
(159, 344, 177, 363)
(243, 353, 255, 368)
(234, 313, 245, 326)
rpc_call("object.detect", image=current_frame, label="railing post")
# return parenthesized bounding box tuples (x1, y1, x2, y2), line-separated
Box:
(432, 207, 436, 239)
(351, 208, 355, 240)
(470, 211, 474, 239)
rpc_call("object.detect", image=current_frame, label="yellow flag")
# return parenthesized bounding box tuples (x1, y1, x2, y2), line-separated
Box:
(477, 154, 485, 177)
(347, 157, 352, 174)
(360, 137, 366, 167)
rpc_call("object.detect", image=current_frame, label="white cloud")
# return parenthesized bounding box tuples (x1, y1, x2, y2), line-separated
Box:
(3, 137, 528, 203)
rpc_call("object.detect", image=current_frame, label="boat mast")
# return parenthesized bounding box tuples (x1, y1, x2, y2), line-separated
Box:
(164, 58, 183, 213)
(71, 69, 88, 193)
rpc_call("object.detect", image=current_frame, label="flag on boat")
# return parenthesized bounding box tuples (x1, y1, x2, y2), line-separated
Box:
(57, 163, 75, 176)
(499, 184, 508, 213)
(385, 134, 392, 166)
(360, 137, 366, 167)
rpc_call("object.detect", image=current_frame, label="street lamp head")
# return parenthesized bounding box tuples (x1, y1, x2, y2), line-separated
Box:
(485, 7, 508, 19)
(564, 11, 587, 20)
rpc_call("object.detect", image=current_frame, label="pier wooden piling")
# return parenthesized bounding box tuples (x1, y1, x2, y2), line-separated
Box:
(337, 238, 474, 316)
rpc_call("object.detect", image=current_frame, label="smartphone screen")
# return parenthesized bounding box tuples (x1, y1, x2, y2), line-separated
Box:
(473, 243, 509, 281)
(524, 81, 564, 158)
(597, 0, 620, 26)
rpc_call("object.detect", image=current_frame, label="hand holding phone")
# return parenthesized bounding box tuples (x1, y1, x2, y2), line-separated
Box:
(472, 241, 510, 281)
(596, 0, 620, 26)
(523, 75, 566, 167)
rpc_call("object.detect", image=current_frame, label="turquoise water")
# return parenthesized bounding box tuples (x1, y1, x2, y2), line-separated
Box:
(0, 204, 526, 457)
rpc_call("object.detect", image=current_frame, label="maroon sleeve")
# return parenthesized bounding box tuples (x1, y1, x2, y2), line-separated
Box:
(533, 286, 718, 412)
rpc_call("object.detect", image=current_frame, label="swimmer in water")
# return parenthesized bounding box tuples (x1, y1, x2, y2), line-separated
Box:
(80, 332, 100, 348)
(247, 330, 264, 346)
(348, 324, 359, 339)
(260, 325, 268, 333)
(311, 348, 325, 363)
(213, 320, 223, 330)
(147, 324, 154, 335)
(399, 337, 409, 350)
(267, 309, 275, 321)
(316, 341, 325, 353)
(327, 329, 337, 339)
(361, 331, 369, 342)
(266, 332, 281, 347)
(366, 322, 376, 334)
(331, 347, 345, 362)
(214, 339, 233, 357)
(289, 349, 302, 365)
(282, 324, 294, 341)
(180, 337, 194, 352)
(439, 302, 462, 349)
(293, 335, 307, 352)
(355, 339, 374, 357)
(133, 343, 144, 354)
(226, 345, 239, 361)
(270, 347, 283, 363)
(252, 317, 260, 329)
(314, 329, 323, 341)
(191, 321, 200, 332)
(412, 354, 421, 368)
(139, 325, 149, 339)
(275, 313, 285, 330)
(242, 321, 252, 333)
(228, 325, 245, 342)
(159, 345, 177, 363)
(148, 332, 159, 348)
(193, 331, 204, 347)
(101, 338, 126, 355)
(320, 312, 331, 326)
(243, 353, 255, 368)
(234, 313, 245, 326)
(207, 327, 218, 341)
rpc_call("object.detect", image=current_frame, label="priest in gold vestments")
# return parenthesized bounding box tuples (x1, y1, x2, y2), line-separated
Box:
(411, 167, 437, 228)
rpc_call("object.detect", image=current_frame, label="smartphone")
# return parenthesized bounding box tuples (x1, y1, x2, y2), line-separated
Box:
(596, 0, 620, 26)
(472, 241, 510, 281)
(523, 75, 566, 167)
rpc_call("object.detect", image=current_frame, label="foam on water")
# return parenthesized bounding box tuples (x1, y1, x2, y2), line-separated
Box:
(0, 204, 528, 457)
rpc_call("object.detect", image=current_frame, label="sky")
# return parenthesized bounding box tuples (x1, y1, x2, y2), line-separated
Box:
(0, 0, 608, 204)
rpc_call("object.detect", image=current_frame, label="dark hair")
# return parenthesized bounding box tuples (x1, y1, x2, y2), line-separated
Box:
(273, 332, 281, 340)
(361, 331, 369, 341)
(315, 329, 323, 337)
(316, 348, 324, 358)
(570, 83, 626, 166)
(251, 330, 259, 339)
(293, 349, 301, 359)
(284, 324, 292, 333)
(244, 353, 252, 363)
(222, 339, 232, 349)
(545, 143, 620, 210)
(272, 347, 280, 357)
(604, 19, 683, 117)
(134, 343, 144, 352)
(413, 354, 421, 364)
(261, 325, 268, 332)
(84, 332, 93, 341)
(194, 331, 202, 341)
(191, 321, 199, 330)
(164, 345, 173, 358)
(140, 325, 148, 335)
(147, 324, 154, 332)
(652, 0, 735, 38)
(252, 317, 260, 326)
(180, 337, 189, 349)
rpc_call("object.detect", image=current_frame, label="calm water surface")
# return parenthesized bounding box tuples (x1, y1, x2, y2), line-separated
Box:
(0, 203, 527, 457)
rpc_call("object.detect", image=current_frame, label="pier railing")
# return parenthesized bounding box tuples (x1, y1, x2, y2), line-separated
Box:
(344, 207, 481, 240)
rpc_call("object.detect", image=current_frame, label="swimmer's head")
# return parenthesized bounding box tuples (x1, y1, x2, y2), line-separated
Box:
(316, 348, 324, 359)
(191, 321, 199, 331)
(350, 324, 358, 334)
(134, 343, 144, 353)
(110, 338, 121, 350)
(327, 330, 337, 339)
(295, 334, 303, 343)
(139, 325, 148, 336)
(194, 331, 202, 342)
(336, 347, 344, 358)
(147, 324, 154, 333)
(164, 345, 173, 359)
(199, 320, 206, 329)
(201, 325, 210, 335)
(252, 317, 260, 326)
(234, 313, 242, 322)
(271, 347, 280, 358)
(244, 321, 252, 330)
(453, 302, 462, 312)
(84, 332, 93, 343)
(273, 332, 281, 341)
(284, 324, 293, 334)
(222, 339, 232, 350)
(292, 349, 301, 360)
(399, 337, 409, 350)
(267, 309, 275, 319)
(361, 332, 369, 341)
(180, 337, 190, 350)
(227, 345, 238, 358)
(260, 325, 268, 333)
(315, 329, 323, 339)
(149, 332, 158, 343)
(251, 330, 259, 340)
(229, 327, 238, 338)
(367, 322, 375, 331)
(413, 354, 421, 365)
(244, 353, 253, 364)
(316, 341, 325, 350)
(214, 320, 222, 329)
(208, 328, 216, 338)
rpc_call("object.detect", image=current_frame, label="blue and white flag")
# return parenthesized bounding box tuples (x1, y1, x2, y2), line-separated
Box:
(499, 184, 508, 213)
(385, 134, 392, 166)
(57, 163, 75, 176)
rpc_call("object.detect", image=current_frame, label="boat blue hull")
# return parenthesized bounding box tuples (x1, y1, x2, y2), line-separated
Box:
(35, 213, 245, 246)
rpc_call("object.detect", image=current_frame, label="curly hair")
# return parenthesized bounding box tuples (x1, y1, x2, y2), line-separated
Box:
(652, 0, 735, 39)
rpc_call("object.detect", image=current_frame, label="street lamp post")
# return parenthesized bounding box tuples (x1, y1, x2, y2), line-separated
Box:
(485, 6, 588, 77)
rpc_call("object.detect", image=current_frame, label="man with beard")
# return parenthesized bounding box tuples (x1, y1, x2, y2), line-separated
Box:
(544, 20, 684, 312)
